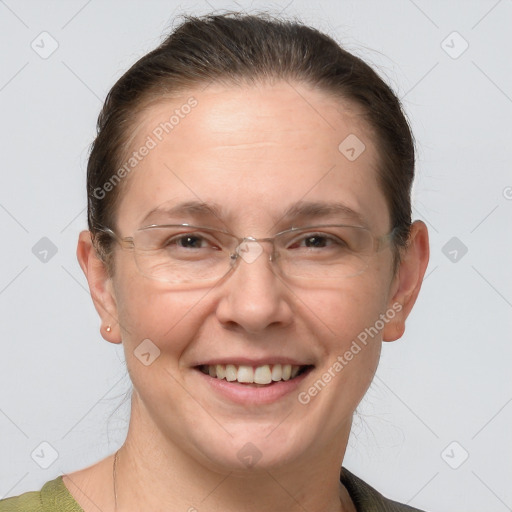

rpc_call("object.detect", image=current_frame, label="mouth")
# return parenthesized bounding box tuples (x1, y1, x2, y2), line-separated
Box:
(196, 363, 314, 386)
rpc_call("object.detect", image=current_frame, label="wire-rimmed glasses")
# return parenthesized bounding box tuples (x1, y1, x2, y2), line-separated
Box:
(96, 223, 396, 285)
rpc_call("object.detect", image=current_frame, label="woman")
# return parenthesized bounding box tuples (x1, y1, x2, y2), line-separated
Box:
(1, 12, 430, 512)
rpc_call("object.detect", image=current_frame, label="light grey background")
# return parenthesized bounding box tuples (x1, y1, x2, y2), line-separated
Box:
(1, 1, 511, 510)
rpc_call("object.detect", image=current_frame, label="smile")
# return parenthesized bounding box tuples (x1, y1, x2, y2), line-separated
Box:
(198, 363, 311, 385)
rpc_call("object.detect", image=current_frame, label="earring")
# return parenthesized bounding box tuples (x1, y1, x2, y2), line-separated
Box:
(106, 325, 112, 333)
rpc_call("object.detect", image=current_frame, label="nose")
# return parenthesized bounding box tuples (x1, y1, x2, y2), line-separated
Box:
(215, 240, 293, 334)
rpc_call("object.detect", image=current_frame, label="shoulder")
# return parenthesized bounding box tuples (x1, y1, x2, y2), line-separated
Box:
(0, 488, 43, 512)
(0, 476, 84, 512)
(341, 467, 428, 512)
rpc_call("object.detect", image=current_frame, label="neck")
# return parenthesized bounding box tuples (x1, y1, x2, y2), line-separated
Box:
(114, 395, 354, 512)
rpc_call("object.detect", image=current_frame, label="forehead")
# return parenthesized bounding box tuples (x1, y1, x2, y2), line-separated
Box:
(116, 81, 389, 234)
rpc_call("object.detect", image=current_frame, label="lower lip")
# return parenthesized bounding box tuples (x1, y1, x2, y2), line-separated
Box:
(194, 367, 313, 405)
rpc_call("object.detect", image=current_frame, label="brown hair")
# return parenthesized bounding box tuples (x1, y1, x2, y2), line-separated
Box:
(87, 12, 415, 272)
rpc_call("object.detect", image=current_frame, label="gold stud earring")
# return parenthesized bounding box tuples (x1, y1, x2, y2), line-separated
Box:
(106, 325, 112, 333)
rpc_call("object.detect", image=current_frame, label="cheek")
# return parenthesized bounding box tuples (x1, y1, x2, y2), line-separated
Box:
(282, 278, 389, 445)
(294, 275, 390, 395)
(295, 272, 391, 347)
(114, 280, 214, 419)
(113, 267, 209, 364)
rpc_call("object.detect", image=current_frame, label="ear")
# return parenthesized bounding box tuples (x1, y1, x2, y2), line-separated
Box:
(382, 220, 430, 342)
(76, 230, 122, 344)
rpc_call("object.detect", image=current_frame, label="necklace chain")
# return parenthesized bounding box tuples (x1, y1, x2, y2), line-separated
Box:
(113, 450, 119, 511)
(111, 448, 347, 511)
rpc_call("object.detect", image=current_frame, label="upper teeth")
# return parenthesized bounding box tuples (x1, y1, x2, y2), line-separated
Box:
(203, 364, 301, 384)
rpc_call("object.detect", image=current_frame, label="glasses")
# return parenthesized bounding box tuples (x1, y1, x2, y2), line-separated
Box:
(97, 223, 396, 285)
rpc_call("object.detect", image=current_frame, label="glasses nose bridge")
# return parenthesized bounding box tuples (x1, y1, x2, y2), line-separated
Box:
(232, 235, 278, 268)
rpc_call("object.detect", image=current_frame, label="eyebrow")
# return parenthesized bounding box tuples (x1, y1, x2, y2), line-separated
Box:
(140, 200, 367, 228)
(280, 201, 368, 227)
(140, 201, 225, 226)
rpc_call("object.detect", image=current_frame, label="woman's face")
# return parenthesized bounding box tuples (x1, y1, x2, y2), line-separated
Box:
(103, 81, 403, 471)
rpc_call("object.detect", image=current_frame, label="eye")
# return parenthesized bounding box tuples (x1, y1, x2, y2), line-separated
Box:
(165, 232, 220, 250)
(288, 232, 347, 250)
(172, 234, 209, 249)
(302, 235, 331, 248)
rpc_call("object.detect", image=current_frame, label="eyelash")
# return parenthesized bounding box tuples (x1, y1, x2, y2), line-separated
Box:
(165, 232, 346, 250)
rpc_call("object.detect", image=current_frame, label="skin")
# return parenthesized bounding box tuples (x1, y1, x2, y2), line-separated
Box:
(70, 80, 429, 512)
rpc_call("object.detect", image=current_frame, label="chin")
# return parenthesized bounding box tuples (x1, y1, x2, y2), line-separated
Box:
(185, 420, 314, 474)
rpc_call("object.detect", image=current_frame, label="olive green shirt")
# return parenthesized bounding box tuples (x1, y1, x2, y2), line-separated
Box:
(0, 468, 427, 511)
